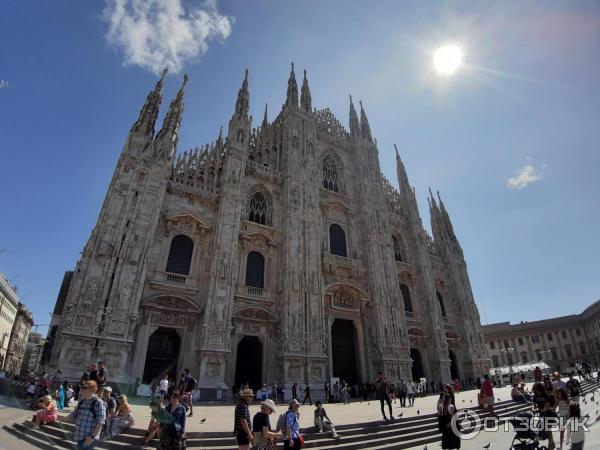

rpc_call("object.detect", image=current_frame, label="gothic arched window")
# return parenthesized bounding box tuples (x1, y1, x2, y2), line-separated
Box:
(392, 235, 403, 262)
(322, 156, 340, 192)
(400, 283, 413, 312)
(165, 234, 194, 275)
(248, 192, 267, 225)
(329, 224, 347, 257)
(436, 291, 447, 317)
(245, 251, 265, 288)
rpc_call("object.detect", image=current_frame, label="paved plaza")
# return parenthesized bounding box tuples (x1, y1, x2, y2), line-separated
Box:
(1, 381, 600, 449)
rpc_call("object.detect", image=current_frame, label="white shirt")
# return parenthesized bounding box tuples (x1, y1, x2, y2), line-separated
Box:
(160, 378, 169, 391)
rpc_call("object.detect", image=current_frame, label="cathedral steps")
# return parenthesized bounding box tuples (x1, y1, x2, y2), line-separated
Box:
(6, 379, 598, 450)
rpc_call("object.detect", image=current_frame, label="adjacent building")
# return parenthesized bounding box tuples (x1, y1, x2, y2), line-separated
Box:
(0, 272, 19, 370)
(21, 332, 45, 376)
(47, 67, 489, 396)
(482, 299, 600, 373)
(4, 302, 33, 375)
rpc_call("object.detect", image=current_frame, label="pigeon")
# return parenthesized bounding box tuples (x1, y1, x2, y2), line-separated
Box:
(200, 418, 206, 423)
(462, 400, 465, 403)
(497, 398, 501, 401)
(397, 412, 403, 418)
(417, 409, 420, 415)
(483, 444, 491, 449)
(470, 400, 473, 403)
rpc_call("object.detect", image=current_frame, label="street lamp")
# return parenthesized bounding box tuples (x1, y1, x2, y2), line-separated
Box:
(539, 347, 553, 375)
(500, 346, 515, 385)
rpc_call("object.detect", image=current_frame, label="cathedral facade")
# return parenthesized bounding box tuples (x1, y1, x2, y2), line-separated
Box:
(48, 66, 489, 396)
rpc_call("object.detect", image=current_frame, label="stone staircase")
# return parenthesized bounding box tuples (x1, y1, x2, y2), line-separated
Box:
(5, 379, 598, 450)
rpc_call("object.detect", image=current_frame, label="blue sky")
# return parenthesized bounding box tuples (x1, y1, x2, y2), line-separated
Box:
(1, 1, 599, 334)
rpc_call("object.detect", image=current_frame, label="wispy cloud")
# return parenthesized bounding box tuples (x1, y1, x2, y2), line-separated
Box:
(102, 0, 233, 75)
(0, 80, 9, 89)
(507, 161, 546, 190)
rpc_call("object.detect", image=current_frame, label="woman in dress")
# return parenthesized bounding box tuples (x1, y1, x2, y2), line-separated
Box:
(32, 395, 58, 427)
(107, 395, 135, 439)
(252, 399, 282, 450)
(157, 390, 186, 450)
(439, 393, 460, 449)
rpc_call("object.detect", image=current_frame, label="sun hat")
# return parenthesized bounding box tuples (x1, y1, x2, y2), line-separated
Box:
(289, 399, 300, 407)
(104, 386, 112, 393)
(261, 399, 277, 413)
(241, 388, 255, 397)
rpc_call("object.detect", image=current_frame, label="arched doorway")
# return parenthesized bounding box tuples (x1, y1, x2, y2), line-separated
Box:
(142, 328, 181, 383)
(449, 350, 460, 381)
(331, 319, 358, 385)
(410, 348, 425, 381)
(235, 336, 263, 392)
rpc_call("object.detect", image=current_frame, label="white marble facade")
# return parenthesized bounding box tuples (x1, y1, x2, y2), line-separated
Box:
(49, 66, 489, 397)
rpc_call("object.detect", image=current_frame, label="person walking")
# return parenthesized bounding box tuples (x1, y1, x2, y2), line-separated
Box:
(375, 371, 394, 421)
(158, 390, 186, 450)
(283, 399, 302, 450)
(159, 375, 169, 402)
(439, 393, 461, 449)
(302, 381, 312, 405)
(398, 379, 407, 407)
(252, 399, 281, 450)
(96, 361, 107, 395)
(234, 388, 254, 450)
(183, 369, 196, 417)
(406, 380, 417, 407)
(61, 380, 106, 449)
(567, 372, 581, 403)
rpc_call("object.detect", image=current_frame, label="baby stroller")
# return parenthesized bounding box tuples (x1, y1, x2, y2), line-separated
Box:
(509, 411, 548, 450)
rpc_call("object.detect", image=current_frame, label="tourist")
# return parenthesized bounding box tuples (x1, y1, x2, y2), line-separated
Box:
(552, 372, 567, 392)
(444, 384, 456, 406)
(96, 361, 107, 395)
(569, 403, 585, 450)
(453, 378, 461, 394)
(511, 383, 531, 403)
(406, 379, 417, 407)
(260, 384, 269, 401)
(158, 390, 186, 450)
(183, 368, 196, 417)
(159, 374, 169, 402)
(61, 380, 106, 449)
(375, 370, 394, 421)
(32, 395, 58, 427)
(144, 398, 172, 444)
(566, 372, 581, 403)
(106, 395, 134, 439)
(439, 393, 461, 449)
(234, 388, 254, 450)
(26, 379, 36, 403)
(57, 382, 65, 410)
(302, 381, 312, 405)
(252, 398, 281, 449)
(481, 375, 495, 417)
(534, 366, 543, 383)
(555, 388, 570, 449)
(323, 381, 330, 403)
(291, 383, 298, 401)
(398, 379, 407, 407)
(283, 399, 302, 450)
(543, 376, 556, 408)
(65, 382, 75, 406)
(102, 386, 117, 423)
(314, 400, 339, 439)
(388, 381, 396, 404)
(332, 381, 339, 402)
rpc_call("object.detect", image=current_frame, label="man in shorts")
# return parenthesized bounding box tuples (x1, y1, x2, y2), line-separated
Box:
(481, 374, 496, 417)
(183, 368, 195, 417)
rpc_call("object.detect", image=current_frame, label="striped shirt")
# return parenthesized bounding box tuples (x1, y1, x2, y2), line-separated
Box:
(233, 399, 250, 434)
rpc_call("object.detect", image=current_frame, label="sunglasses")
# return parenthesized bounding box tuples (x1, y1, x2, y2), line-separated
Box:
(82, 385, 93, 390)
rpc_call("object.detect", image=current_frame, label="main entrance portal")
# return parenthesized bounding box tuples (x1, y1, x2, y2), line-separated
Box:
(410, 348, 425, 381)
(331, 319, 358, 385)
(235, 336, 263, 392)
(449, 350, 460, 380)
(142, 327, 181, 383)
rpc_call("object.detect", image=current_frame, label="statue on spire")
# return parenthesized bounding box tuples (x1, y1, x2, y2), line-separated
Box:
(234, 69, 250, 121)
(300, 69, 312, 112)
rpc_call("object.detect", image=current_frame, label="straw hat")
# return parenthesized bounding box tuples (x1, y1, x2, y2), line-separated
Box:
(261, 399, 277, 413)
(241, 388, 255, 398)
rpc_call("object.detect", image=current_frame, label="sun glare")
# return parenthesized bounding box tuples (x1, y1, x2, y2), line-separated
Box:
(432, 44, 464, 77)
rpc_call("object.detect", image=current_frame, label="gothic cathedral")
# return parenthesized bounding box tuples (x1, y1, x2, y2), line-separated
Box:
(48, 65, 489, 396)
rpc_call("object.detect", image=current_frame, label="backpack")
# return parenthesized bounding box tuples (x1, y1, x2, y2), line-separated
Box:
(75, 397, 99, 420)
(186, 377, 197, 392)
(276, 411, 292, 432)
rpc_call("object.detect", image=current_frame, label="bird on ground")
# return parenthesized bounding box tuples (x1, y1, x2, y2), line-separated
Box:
(397, 412, 403, 418)
(483, 443, 491, 449)
(417, 409, 420, 415)
(200, 418, 206, 423)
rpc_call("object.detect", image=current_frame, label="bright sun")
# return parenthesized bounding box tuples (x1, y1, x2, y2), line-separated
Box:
(432, 44, 464, 77)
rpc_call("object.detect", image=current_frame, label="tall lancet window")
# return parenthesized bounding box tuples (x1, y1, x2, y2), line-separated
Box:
(329, 224, 347, 257)
(392, 235, 403, 262)
(165, 235, 194, 275)
(436, 291, 447, 317)
(400, 283, 413, 312)
(322, 156, 340, 192)
(245, 251, 265, 288)
(248, 192, 267, 225)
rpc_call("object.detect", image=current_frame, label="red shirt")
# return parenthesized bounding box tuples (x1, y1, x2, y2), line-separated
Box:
(482, 380, 493, 396)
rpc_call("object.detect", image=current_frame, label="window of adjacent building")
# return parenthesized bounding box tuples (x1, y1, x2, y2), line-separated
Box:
(322, 156, 340, 192)
(491, 356, 500, 367)
(565, 345, 572, 358)
(329, 224, 347, 257)
(579, 342, 586, 355)
(392, 236, 403, 262)
(575, 328, 582, 337)
(518, 337, 524, 346)
(550, 347, 558, 359)
(245, 251, 265, 289)
(547, 333, 553, 341)
(503, 339, 509, 348)
(562, 330, 567, 339)
(436, 291, 447, 317)
(520, 352, 528, 363)
(165, 234, 194, 275)
(489, 341, 496, 350)
(400, 284, 413, 312)
(248, 192, 268, 225)
(531, 335, 540, 344)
